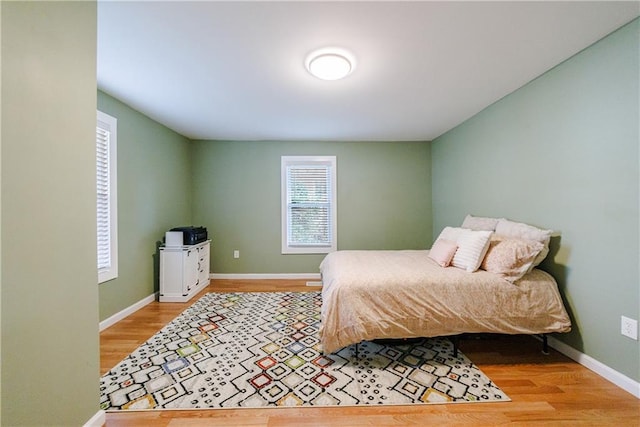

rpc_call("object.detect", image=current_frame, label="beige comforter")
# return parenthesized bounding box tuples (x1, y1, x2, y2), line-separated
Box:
(319, 250, 571, 354)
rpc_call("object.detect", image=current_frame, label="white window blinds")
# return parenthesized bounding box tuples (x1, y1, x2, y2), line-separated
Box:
(281, 156, 337, 254)
(97, 111, 118, 283)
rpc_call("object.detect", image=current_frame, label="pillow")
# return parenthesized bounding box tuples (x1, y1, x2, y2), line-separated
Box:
(436, 226, 468, 242)
(481, 236, 544, 282)
(451, 230, 493, 272)
(494, 219, 553, 266)
(428, 239, 458, 267)
(461, 214, 501, 231)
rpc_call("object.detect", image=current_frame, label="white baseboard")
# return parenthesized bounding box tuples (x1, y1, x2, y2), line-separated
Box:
(83, 410, 105, 427)
(99, 292, 158, 332)
(210, 273, 321, 280)
(547, 335, 640, 398)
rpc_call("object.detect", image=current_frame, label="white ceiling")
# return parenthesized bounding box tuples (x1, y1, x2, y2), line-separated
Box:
(97, 1, 639, 142)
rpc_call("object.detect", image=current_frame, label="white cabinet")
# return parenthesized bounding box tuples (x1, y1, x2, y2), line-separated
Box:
(159, 240, 210, 302)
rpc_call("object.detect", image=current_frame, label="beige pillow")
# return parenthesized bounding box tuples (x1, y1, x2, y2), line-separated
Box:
(428, 239, 458, 267)
(481, 236, 544, 282)
(494, 219, 553, 266)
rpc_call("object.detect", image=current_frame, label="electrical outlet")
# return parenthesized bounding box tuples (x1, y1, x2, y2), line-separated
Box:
(233, 250, 240, 259)
(621, 316, 638, 340)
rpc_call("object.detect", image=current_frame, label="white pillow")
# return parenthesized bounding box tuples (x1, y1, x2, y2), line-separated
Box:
(451, 230, 493, 272)
(436, 226, 468, 242)
(435, 226, 494, 272)
(494, 219, 553, 266)
(461, 214, 501, 231)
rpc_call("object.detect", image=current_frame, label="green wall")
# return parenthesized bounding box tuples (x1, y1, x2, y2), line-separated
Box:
(431, 19, 639, 382)
(97, 91, 192, 320)
(0, 3, 635, 425)
(191, 140, 432, 274)
(1, 2, 99, 425)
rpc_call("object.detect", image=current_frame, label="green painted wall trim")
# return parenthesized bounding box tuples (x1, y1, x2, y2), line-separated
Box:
(191, 140, 432, 274)
(97, 91, 193, 321)
(431, 19, 639, 382)
(1, 2, 99, 424)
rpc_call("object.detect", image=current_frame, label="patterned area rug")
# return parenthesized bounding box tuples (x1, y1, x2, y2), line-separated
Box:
(100, 292, 509, 410)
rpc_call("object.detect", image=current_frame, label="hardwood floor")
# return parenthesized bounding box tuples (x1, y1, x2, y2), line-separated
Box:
(101, 279, 639, 426)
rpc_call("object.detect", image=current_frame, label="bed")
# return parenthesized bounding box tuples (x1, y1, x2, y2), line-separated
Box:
(318, 217, 572, 355)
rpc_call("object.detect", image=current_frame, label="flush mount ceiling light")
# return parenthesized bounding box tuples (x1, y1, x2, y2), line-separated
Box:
(305, 48, 355, 81)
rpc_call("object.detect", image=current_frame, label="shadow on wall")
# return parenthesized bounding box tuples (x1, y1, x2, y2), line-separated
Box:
(541, 235, 582, 350)
(153, 241, 162, 295)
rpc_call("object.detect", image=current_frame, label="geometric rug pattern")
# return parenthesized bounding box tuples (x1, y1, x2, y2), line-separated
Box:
(100, 292, 509, 410)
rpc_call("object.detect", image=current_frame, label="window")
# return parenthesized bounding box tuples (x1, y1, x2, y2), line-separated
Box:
(281, 156, 337, 254)
(96, 111, 118, 283)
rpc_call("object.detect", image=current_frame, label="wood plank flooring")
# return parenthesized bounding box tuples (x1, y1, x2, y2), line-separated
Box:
(101, 279, 639, 426)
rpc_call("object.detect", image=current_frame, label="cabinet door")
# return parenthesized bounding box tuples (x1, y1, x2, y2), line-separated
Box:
(184, 249, 199, 292)
(160, 250, 185, 297)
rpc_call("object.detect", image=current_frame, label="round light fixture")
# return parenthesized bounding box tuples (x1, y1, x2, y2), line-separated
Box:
(305, 48, 355, 81)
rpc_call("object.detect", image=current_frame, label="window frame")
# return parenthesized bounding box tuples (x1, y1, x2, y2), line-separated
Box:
(97, 110, 118, 283)
(281, 155, 337, 255)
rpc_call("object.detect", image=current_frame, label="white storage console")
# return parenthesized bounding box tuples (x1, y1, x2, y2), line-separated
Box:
(159, 240, 210, 302)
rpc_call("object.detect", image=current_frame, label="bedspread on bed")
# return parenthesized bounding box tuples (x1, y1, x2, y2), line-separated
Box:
(319, 250, 571, 354)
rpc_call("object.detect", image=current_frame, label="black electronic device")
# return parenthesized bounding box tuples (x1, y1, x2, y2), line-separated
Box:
(169, 226, 208, 245)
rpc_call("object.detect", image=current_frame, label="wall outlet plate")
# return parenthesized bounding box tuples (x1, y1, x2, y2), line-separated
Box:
(233, 250, 240, 259)
(621, 316, 638, 340)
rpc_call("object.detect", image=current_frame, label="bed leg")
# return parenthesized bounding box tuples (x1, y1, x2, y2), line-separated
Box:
(541, 334, 550, 355)
(451, 335, 459, 358)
